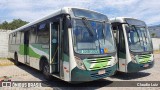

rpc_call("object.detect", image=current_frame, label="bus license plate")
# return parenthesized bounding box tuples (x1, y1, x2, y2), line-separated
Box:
(143, 64, 149, 67)
(98, 70, 105, 75)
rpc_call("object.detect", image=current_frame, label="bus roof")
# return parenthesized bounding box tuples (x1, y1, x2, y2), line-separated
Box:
(10, 7, 71, 34)
(110, 17, 135, 23)
(10, 7, 106, 34)
(110, 17, 146, 27)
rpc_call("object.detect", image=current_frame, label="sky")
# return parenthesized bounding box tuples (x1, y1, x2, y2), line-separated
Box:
(0, 0, 160, 26)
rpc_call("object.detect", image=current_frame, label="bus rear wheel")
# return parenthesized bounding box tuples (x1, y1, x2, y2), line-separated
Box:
(14, 53, 19, 66)
(43, 62, 52, 80)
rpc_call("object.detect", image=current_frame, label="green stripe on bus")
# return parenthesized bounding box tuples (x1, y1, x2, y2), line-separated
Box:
(83, 56, 112, 70)
(31, 44, 49, 54)
(28, 47, 41, 58)
(138, 54, 151, 64)
(19, 44, 25, 55)
(19, 44, 41, 58)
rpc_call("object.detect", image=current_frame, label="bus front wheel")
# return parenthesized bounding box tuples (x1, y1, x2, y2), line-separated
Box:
(43, 62, 52, 80)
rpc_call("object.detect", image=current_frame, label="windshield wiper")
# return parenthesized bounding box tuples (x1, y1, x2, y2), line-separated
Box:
(82, 17, 101, 51)
(132, 25, 141, 43)
(82, 17, 95, 36)
(142, 27, 148, 45)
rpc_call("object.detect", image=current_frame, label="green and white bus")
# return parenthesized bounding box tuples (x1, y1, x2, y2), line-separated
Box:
(8, 7, 117, 82)
(110, 17, 154, 73)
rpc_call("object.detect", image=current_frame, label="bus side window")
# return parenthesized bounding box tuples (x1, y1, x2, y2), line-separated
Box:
(9, 34, 12, 44)
(29, 27, 37, 44)
(119, 25, 126, 53)
(12, 33, 16, 44)
(8, 34, 12, 52)
(16, 32, 21, 44)
(37, 23, 49, 44)
(20, 32, 24, 44)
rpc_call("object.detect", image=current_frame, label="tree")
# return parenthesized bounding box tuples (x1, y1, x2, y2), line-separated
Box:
(151, 33, 156, 38)
(0, 19, 29, 30)
(0, 21, 9, 30)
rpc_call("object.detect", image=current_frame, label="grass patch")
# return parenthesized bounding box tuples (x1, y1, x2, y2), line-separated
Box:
(0, 58, 9, 60)
(0, 58, 15, 66)
(154, 50, 160, 54)
(0, 58, 13, 60)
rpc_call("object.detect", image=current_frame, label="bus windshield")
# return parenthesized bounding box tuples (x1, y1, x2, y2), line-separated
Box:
(72, 8, 108, 21)
(126, 25, 153, 52)
(72, 19, 116, 54)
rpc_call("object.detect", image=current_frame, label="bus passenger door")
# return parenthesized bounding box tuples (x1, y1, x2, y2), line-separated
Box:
(50, 21, 60, 75)
(112, 24, 126, 72)
(118, 25, 126, 72)
(50, 17, 68, 79)
(24, 31, 30, 65)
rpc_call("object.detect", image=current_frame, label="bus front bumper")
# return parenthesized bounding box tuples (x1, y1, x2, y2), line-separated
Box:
(70, 64, 117, 83)
(127, 61, 154, 73)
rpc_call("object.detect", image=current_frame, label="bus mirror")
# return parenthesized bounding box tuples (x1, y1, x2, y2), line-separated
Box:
(66, 16, 72, 28)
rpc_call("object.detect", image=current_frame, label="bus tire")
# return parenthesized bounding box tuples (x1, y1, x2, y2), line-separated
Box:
(14, 53, 20, 66)
(39, 59, 44, 72)
(43, 62, 52, 80)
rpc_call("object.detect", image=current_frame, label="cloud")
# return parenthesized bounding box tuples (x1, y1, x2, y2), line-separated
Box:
(0, 0, 160, 25)
(108, 0, 160, 25)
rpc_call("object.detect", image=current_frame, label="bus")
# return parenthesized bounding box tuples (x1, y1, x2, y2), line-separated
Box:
(110, 17, 154, 73)
(8, 7, 117, 83)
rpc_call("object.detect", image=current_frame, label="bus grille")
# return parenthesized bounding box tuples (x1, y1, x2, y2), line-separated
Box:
(138, 54, 152, 64)
(83, 56, 112, 71)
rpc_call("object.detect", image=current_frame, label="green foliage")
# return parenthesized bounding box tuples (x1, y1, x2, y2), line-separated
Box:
(0, 19, 29, 30)
(151, 33, 156, 38)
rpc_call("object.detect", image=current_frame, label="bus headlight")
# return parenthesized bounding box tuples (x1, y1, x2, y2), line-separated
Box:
(130, 54, 137, 63)
(75, 56, 86, 70)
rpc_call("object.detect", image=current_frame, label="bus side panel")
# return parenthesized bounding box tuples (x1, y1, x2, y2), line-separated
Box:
(117, 24, 128, 72)
(8, 34, 14, 59)
(28, 44, 49, 70)
(8, 44, 24, 63)
(122, 24, 131, 72)
(68, 28, 77, 81)
(8, 44, 15, 59)
(17, 44, 26, 63)
(118, 52, 126, 72)
(9, 44, 25, 63)
(62, 53, 70, 81)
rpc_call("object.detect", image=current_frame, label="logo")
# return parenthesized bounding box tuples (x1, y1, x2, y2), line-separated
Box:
(0, 76, 12, 87)
(2, 82, 11, 87)
(104, 48, 108, 53)
(100, 48, 104, 54)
